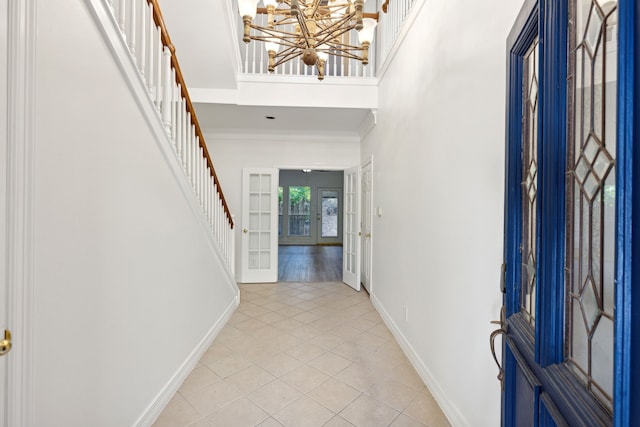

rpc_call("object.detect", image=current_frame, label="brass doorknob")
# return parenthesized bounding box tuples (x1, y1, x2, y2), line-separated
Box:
(243, 228, 248, 233)
(0, 330, 12, 356)
(365, 233, 371, 238)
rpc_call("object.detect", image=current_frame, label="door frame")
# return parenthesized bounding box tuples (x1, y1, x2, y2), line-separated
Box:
(6, 1, 36, 425)
(503, 0, 640, 425)
(614, 0, 640, 423)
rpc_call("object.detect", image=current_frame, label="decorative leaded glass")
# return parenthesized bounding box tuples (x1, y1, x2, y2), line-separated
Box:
(566, 0, 617, 412)
(521, 38, 539, 327)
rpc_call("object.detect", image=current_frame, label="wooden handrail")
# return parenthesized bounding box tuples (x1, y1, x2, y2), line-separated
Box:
(147, 0, 234, 228)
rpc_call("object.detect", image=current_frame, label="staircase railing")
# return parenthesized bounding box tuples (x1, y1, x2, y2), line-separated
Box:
(104, 0, 235, 273)
(377, 0, 418, 70)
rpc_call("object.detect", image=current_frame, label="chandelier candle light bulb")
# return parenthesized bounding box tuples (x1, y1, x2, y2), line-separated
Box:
(239, 0, 378, 80)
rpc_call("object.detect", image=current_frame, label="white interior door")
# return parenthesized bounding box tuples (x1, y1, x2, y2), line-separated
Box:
(241, 168, 279, 283)
(343, 166, 361, 290)
(361, 161, 372, 292)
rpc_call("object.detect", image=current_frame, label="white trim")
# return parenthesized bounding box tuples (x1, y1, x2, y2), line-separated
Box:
(134, 297, 238, 427)
(237, 73, 378, 86)
(85, 0, 239, 296)
(6, 1, 37, 425)
(370, 294, 468, 427)
(6, 0, 37, 427)
(358, 109, 377, 139)
(221, 0, 242, 77)
(204, 129, 361, 144)
(376, 0, 429, 84)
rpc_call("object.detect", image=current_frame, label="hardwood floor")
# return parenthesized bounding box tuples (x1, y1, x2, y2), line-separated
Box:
(278, 245, 342, 282)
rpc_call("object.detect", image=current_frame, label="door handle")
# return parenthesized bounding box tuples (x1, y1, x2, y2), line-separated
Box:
(243, 228, 248, 233)
(0, 330, 12, 356)
(365, 233, 371, 238)
(489, 306, 507, 390)
(490, 328, 505, 390)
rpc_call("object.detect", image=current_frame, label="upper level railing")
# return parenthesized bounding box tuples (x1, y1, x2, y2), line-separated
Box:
(235, 0, 419, 79)
(103, 0, 236, 271)
(236, 0, 380, 79)
(376, 0, 417, 66)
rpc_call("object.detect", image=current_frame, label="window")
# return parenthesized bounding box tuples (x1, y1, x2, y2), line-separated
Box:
(288, 186, 310, 236)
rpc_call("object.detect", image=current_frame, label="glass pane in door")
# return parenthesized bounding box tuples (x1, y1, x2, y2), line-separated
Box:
(321, 190, 339, 237)
(288, 186, 311, 236)
(248, 173, 273, 270)
(521, 37, 539, 327)
(565, 0, 617, 412)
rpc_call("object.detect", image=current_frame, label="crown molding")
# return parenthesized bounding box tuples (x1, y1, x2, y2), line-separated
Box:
(203, 128, 361, 144)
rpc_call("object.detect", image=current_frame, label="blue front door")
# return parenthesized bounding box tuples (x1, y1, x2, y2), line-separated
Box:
(501, 0, 639, 425)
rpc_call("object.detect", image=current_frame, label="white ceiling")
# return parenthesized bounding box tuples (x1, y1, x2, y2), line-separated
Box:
(157, 0, 374, 137)
(194, 103, 370, 137)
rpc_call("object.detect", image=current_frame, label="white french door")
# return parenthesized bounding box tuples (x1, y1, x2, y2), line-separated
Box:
(343, 166, 361, 290)
(241, 168, 279, 283)
(361, 161, 372, 292)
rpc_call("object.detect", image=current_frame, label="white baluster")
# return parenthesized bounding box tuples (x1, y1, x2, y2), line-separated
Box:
(155, 27, 162, 107)
(244, 44, 249, 74)
(118, 0, 127, 36)
(192, 126, 198, 189)
(171, 75, 178, 145)
(128, 0, 136, 54)
(229, 215, 236, 275)
(181, 100, 188, 169)
(175, 92, 182, 157)
(138, 0, 146, 78)
(208, 173, 213, 224)
(146, 3, 155, 93)
(213, 185, 219, 239)
(200, 152, 205, 204)
(186, 114, 192, 177)
(197, 143, 202, 199)
(161, 46, 172, 131)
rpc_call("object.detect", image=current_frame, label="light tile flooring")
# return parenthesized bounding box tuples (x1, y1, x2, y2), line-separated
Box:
(153, 282, 451, 427)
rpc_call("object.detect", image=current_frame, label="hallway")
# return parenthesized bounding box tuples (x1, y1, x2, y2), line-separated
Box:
(153, 282, 450, 427)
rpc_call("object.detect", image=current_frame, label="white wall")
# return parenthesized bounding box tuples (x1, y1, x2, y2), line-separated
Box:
(362, 1, 523, 426)
(29, 2, 237, 425)
(205, 134, 359, 279)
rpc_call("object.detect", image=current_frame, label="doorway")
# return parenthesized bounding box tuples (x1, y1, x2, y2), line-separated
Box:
(277, 169, 344, 282)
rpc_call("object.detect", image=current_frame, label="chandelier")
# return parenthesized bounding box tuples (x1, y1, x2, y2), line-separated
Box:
(238, 0, 378, 80)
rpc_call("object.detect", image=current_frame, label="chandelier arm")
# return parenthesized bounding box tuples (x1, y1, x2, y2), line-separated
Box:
(309, 0, 322, 18)
(294, 8, 313, 48)
(273, 51, 303, 67)
(252, 37, 303, 50)
(315, 24, 354, 40)
(314, 28, 352, 45)
(329, 43, 365, 51)
(250, 26, 304, 39)
(328, 49, 366, 61)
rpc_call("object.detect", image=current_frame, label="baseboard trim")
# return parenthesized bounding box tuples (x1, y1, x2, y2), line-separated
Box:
(134, 297, 238, 427)
(370, 294, 469, 427)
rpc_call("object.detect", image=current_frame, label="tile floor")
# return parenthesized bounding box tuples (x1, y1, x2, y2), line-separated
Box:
(153, 282, 451, 427)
